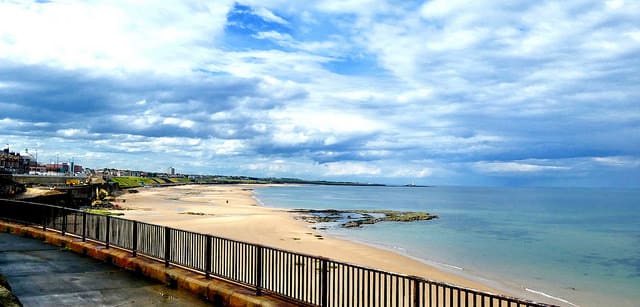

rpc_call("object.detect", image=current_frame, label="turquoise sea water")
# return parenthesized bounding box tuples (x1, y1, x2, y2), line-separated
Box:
(254, 185, 640, 307)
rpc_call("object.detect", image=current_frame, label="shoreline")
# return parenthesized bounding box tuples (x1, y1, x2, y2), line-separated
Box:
(116, 184, 562, 306)
(317, 226, 580, 307)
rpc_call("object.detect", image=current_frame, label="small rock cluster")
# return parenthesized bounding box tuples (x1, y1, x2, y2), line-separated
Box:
(291, 209, 438, 228)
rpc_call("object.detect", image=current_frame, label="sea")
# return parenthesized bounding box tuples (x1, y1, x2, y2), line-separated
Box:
(253, 185, 640, 307)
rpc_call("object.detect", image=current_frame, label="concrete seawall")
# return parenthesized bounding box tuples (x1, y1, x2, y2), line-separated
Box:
(0, 221, 297, 307)
(10, 175, 80, 186)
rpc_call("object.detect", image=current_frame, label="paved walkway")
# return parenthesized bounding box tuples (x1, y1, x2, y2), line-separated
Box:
(0, 232, 213, 306)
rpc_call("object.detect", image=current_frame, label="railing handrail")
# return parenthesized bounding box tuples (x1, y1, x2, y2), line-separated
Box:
(0, 198, 555, 307)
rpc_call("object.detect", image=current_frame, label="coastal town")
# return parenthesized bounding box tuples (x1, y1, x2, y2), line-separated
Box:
(0, 145, 191, 202)
(0, 145, 181, 179)
(0, 144, 386, 206)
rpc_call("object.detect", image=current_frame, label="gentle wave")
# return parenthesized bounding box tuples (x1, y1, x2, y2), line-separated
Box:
(421, 258, 465, 271)
(525, 288, 579, 307)
(252, 195, 265, 206)
(386, 245, 464, 271)
(439, 262, 464, 271)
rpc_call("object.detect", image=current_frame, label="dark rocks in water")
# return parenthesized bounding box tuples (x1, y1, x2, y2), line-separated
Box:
(342, 221, 360, 228)
(291, 209, 438, 228)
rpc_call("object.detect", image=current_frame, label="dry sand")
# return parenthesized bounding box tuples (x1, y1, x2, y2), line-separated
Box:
(116, 184, 544, 303)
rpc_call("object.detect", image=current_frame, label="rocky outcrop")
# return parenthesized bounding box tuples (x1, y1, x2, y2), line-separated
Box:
(292, 209, 438, 228)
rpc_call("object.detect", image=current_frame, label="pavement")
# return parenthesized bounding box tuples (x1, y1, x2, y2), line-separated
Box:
(0, 232, 213, 307)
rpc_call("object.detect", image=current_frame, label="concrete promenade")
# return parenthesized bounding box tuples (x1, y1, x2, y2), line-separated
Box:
(0, 231, 212, 306)
(0, 221, 296, 307)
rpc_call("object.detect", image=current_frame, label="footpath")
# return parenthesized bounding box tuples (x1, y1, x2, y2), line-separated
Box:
(0, 231, 212, 306)
(0, 221, 295, 307)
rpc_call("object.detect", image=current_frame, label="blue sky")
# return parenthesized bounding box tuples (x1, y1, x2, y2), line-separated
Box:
(1, 0, 639, 187)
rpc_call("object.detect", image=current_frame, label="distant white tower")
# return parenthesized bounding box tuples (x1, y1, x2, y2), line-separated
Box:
(167, 167, 175, 175)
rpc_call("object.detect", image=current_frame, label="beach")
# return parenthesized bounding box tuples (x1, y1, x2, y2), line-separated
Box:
(116, 184, 499, 293)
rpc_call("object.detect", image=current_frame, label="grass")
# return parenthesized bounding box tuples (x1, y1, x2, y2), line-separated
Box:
(110, 176, 192, 188)
(168, 178, 191, 184)
(109, 176, 167, 188)
(110, 176, 156, 188)
(85, 209, 125, 216)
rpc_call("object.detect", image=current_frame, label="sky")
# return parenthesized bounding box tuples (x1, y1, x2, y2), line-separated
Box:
(0, 0, 639, 187)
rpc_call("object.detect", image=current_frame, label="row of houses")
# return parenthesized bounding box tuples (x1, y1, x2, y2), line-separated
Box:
(2, 146, 182, 180)
(0, 148, 32, 174)
(1, 148, 83, 175)
(93, 168, 185, 179)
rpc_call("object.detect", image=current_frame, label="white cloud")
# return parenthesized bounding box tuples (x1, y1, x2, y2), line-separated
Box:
(332, 90, 387, 101)
(323, 161, 381, 176)
(162, 117, 195, 129)
(253, 31, 292, 41)
(0, 1, 233, 74)
(396, 88, 434, 104)
(57, 129, 91, 138)
(0, 118, 20, 126)
(253, 31, 338, 53)
(473, 161, 570, 173)
(203, 49, 332, 79)
(316, 0, 389, 15)
(390, 167, 433, 178)
(252, 7, 288, 25)
(270, 128, 310, 146)
(207, 139, 247, 155)
(605, 0, 624, 10)
(270, 108, 385, 141)
(592, 156, 640, 168)
(150, 137, 200, 148)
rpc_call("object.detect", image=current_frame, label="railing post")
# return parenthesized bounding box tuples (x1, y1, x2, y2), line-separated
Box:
(42, 207, 47, 231)
(105, 215, 111, 249)
(132, 221, 138, 257)
(61, 210, 67, 236)
(321, 258, 328, 307)
(82, 212, 86, 242)
(95, 214, 100, 241)
(255, 245, 263, 296)
(164, 227, 171, 267)
(205, 235, 212, 279)
(51, 208, 56, 230)
(413, 277, 420, 307)
(73, 211, 78, 234)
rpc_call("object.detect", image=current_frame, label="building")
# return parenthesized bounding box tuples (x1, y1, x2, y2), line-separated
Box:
(0, 148, 31, 174)
(167, 167, 176, 176)
(42, 162, 83, 175)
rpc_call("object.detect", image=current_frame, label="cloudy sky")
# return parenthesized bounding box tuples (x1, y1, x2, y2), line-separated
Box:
(1, 0, 639, 187)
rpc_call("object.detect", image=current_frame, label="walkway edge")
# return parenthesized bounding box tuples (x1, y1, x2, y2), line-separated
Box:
(0, 221, 297, 307)
(0, 273, 22, 307)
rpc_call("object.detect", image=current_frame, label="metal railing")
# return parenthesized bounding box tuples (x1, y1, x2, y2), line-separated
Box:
(0, 199, 555, 307)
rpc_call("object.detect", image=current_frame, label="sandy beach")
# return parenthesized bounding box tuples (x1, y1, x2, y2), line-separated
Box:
(116, 184, 521, 300)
